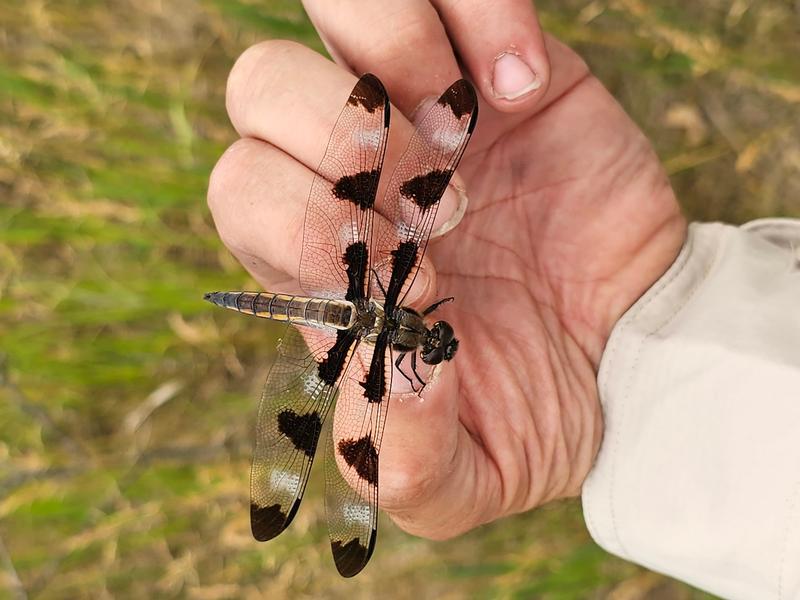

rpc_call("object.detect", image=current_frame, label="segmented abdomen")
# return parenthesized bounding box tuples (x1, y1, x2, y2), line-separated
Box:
(204, 292, 355, 330)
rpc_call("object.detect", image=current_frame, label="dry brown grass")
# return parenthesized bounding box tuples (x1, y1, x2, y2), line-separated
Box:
(1, 1, 797, 598)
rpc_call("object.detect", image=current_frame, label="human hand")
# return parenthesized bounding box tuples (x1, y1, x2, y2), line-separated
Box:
(208, 0, 686, 540)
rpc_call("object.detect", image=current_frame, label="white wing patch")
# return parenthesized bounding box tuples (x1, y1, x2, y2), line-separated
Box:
(302, 371, 323, 397)
(354, 127, 383, 150)
(339, 221, 360, 247)
(270, 469, 300, 495)
(397, 221, 420, 240)
(342, 502, 372, 526)
(431, 128, 463, 151)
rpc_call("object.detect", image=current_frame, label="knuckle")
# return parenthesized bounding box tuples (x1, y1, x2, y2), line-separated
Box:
(226, 39, 305, 127)
(207, 139, 250, 215)
(379, 459, 437, 511)
(367, 11, 439, 65)
(399, 15, 440, 46)
(207, 139, 269, 252)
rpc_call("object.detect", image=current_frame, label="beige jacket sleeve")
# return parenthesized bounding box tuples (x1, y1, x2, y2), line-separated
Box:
(583, 219, 800, 600)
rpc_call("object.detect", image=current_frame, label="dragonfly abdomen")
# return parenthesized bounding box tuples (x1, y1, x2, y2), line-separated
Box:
(204, 291, 355, 330)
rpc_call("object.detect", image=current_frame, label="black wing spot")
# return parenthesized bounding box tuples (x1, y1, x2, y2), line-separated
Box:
(360, 331, 388, 403)
(399, 169, 453, 210)
(338, 434, 378, 485)
(332, 169, 381, 210)
(318, 330, 356, 386)
(347, 74, 386, 113)
(438, 79, 478, 121)
(277, 410, 321, 457)
(343, 241, 368, 302)
(384, 241, 418, 313)
(251, 503, 287, 541)
(331, 536, 372, 578)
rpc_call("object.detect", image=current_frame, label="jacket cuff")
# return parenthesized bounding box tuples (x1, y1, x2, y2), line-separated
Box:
(583, 220, 800, 599)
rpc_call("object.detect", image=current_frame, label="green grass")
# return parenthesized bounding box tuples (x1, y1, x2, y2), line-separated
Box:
(1, 0, 797, 598)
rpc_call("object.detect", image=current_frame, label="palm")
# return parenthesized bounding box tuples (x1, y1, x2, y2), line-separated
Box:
(384, 40, 685, 537)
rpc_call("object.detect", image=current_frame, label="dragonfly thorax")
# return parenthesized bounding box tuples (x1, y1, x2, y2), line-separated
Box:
(383, 306, 458, 365)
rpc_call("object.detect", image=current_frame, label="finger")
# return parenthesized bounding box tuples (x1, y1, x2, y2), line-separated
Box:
(302, 0, 462, 116)
(460, 34, 590, 159)
(208, 137, 438, 306)
(226, 41, 466, 243)
(432, 0, 550, 112)
(208, 138, 307, 289)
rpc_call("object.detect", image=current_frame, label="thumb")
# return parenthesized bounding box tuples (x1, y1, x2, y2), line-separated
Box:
(379, 365, 491, 540)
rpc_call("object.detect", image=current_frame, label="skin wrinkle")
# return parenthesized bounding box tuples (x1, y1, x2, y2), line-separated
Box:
(503, 340, 555, 510)
(459, 228, 530, 273)
(466, 289, 559, 511)
(465, 173, 587, 218)
(504, 407, 538, 511)
(449, 299, 541, 513)
(512, 310, 558, 508)
(486, 330, 538, 507)
(438, 259, 601, 507)
(533, 327, 569, 502)
(519, 137, 678, 363)
(471, 433, 503, 530)
(465, 426, 502, 535)
(592, 212, 682, 333)
(543, 318, 586, 500)
(577, 372, 604, 495)
(564, 330, 600, 475)
(504, 336, 570, 513)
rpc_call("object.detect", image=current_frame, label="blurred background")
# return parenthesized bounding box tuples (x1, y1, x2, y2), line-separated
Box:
(1, 0, 798, 598)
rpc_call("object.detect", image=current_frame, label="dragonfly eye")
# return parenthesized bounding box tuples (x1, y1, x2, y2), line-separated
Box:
(421, 321, 457, 364)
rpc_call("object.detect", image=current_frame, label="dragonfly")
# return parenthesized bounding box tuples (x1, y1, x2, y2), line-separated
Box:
(204, 73, 478, 577)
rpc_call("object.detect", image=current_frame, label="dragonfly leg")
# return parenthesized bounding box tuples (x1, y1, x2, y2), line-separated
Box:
(395, 352, 418, 392)
(422, 296, 454, 316)
(410, 352, 427, 388)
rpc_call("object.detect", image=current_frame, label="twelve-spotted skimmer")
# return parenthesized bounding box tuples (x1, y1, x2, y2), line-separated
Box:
(205, 74, 477, 576)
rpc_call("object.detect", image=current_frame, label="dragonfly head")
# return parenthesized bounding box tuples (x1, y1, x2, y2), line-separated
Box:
(421, 320, 459, 365)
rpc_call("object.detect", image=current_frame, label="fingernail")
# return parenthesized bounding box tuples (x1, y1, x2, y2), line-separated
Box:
(402, 258, 436, 308)
(492, 52, 541, 101)
(430, 180, 469, 239)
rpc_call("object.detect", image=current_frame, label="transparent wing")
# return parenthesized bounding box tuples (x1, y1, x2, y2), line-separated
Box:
(370, 79, 478, 311)
(325, 330, 392, 577)
(250, 324, 359, 541)
(300, 74, 390, 302)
